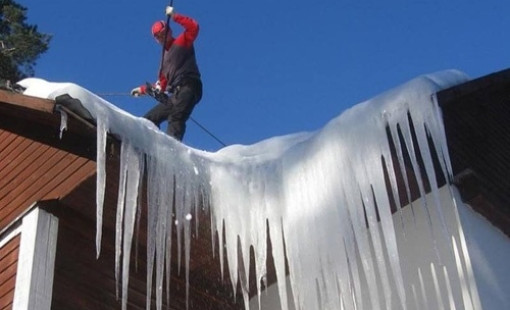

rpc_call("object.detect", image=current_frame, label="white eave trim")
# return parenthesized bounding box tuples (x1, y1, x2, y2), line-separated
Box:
(0, 224, 22, 248)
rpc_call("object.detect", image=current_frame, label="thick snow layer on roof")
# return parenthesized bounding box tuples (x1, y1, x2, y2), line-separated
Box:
(18, 70, 481, 310)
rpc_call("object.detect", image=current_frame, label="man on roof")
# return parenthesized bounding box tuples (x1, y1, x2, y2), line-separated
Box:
(131, 6, 202, 141)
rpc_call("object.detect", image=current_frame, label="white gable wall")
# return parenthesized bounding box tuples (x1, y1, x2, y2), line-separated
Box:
(457, 199, 510, 309)
(250, 185, 499, 310)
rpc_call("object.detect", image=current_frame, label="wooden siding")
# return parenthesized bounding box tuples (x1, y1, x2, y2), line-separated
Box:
(0, 90, 98, 233)
(0, 234, 20, 310)
(0, 128, 96, 232)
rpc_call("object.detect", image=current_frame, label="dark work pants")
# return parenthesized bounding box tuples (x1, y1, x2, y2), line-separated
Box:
(144, 78, 202, 141)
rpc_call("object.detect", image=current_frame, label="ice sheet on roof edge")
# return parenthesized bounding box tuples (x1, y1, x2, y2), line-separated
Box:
(17, 71, 479, 310)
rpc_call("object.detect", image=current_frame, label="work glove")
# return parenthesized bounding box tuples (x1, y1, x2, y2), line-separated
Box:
(165, 6, 175, 17)
(130, 87, 143, 97)
(154, 80, 162, 92)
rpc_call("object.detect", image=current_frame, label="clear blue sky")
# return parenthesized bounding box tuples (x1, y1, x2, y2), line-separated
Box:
(18, 0, 510, 151)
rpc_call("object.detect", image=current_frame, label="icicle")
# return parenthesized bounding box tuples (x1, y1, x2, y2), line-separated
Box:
(371, 155, 406, 309)
(342, 220, 362, 310)
(154, 175, 169, 310)
(134, 173, 144, 271)
(442, 266, 457, 310)
(430, 263, 446, 310)
(115, 141, 129, 299)
(268, 220, 289, 310)
(418, 268, 429, 310)
(430, 94, 454, 181)
(341, 166, 382, 310)
(416, 122, 449, 237)
(391, 123, 419, 226)
(341, 191, 364, 310)
(55, 105, 68, 139)
(401, 115, 429, 212)
(385, 123, 408, 230)
(145, 155, 159, 310)
(411, 284, 421, 310)
(452, 236, 475, 310)
(165, 182, 174, 309)
(120, 143, 143, 310)
(95, 117, 108, 258)
(450, 188, 483, 309)
(156, 156, 176, 310)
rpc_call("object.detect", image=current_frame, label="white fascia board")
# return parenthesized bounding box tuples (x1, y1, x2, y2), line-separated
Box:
(12, 207, 59, 310)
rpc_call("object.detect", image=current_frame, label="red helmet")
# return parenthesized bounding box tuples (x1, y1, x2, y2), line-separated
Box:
(151, 20, 166, 36)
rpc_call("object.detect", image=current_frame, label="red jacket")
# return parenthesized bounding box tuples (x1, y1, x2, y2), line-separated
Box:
(140, 13, 201, 94)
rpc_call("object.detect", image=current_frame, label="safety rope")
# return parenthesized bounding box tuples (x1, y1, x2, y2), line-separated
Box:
(95, 92, 129, 96)
(188, 117, 227, 147)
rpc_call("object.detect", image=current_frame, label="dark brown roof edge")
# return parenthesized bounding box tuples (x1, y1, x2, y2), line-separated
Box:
(437, 68, 510, 103)
(0, 89, 55, 113)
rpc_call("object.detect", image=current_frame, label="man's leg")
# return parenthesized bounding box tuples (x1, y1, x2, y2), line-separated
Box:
(144, 102, 173, 128)
(167, 82, 202, 141)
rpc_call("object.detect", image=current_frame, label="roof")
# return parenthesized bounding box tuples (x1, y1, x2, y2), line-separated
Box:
(1, 67, 510, 308)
